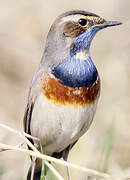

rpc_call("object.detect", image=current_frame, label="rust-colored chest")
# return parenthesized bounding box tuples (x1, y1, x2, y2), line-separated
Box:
(41, 74, 100, 106)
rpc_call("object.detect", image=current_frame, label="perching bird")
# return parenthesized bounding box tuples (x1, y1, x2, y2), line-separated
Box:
(24, 10, 122, 180)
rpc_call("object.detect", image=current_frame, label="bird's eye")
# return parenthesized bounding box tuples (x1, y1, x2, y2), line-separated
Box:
(78, 18, 87, 26)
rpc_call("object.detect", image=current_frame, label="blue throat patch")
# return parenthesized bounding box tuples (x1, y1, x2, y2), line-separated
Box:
(52, 29, 99, 88)
(52, 55, 98, 88)
(70, 27, 100, 56)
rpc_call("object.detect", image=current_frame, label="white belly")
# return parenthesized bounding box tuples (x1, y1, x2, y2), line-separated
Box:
(31, 93, 99, 155)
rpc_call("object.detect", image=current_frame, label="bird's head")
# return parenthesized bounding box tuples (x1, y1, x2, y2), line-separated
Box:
(42, 10, 122, 88)
(43, 10, 121, 65)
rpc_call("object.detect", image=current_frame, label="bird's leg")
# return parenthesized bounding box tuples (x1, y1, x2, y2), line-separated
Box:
(65, 166, 70, 180)
(63, 146, 70, 180)
(30, 158, 36, 180)
(43, 161, 49, 179)
(63, 158, 70, 180)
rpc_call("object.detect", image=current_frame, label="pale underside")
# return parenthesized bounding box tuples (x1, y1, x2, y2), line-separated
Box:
(30, 92, 99, 155)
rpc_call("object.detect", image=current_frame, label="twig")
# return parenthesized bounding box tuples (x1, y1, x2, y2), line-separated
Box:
(0, 123, 123, 180)
(45, 161, 64, 180)
(0, 123, 39, 141)
(0, 123, 63, 180)
(0, 142, 113, 179)
(23, 132, 64, 180)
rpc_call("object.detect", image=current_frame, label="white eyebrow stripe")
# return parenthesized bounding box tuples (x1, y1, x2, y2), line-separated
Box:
(60, 15, 103, 25)
(61, 14, 86, 23)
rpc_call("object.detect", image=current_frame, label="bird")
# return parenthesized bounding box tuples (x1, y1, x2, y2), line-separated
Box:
(23, 10, 122, 180)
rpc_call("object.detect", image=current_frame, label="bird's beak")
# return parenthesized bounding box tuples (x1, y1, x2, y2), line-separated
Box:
(102, 20, 122, 27)
(92, 20, 122, 29)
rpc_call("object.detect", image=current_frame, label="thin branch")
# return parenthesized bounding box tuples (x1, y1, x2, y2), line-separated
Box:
(23, 132, 64, 180)
(45, 161, 64, 180)
(0, 142, 114, 179)
(0, 123, 63, 180)
(0, 123, 123, 180)
(0, 123, 39, 141)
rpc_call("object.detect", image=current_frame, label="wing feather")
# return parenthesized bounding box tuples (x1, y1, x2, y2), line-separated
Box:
(23, 101, 34, 134)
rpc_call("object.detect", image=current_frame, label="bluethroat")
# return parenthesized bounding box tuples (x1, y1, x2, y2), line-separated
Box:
(24, 10, 122, 180)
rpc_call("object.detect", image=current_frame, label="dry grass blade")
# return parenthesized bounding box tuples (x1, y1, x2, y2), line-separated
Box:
(0, 123, 123, 180)
(0, 142, 115, 179)
(0, 123, 39, 141)
(0, 123, 64, 180)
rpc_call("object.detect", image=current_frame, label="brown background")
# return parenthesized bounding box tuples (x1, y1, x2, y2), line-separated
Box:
(0, 0, 129, 179)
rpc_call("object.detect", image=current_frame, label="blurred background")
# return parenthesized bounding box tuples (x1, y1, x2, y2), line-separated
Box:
(0, 0, 129, 179)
